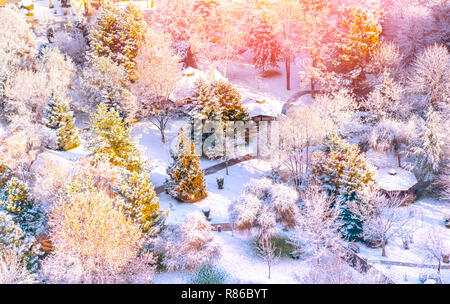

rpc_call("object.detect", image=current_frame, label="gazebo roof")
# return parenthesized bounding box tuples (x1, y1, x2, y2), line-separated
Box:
(375, 167, 418, 192)
(242, 96, 283, 118)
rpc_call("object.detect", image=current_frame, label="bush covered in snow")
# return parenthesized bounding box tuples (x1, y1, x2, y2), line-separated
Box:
(154, 212, 221, 272)
(229, 178, 299, 242)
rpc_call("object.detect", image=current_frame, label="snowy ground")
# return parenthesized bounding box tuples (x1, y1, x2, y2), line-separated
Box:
(154, 230, 308, 284)
(159, 158, 273, 225)
(356, 198, 450, 284)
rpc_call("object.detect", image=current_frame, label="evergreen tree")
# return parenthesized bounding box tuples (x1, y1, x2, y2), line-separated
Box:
(407, 107, 444, 182)
(0, 178, 43, 235)
(43, 90, 70, 129)
(333, 6, 382, 71)
(312, 132, 376, 240)
(119, 170, 167, 235)
(0, 178, 33, 216)
(248, 9, 282, 72)
(87, 104, 147, 172)
(56, 111, 80, 151)
(166, 127, 207, 202)
(101, 86, 125, 119)
(194, 79, 248, 121)
(193, 79, 249, 159)
(0, 163, 13, 188)
(88, 3, 146, 79)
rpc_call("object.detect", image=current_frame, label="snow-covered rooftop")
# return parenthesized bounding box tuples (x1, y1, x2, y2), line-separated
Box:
(375, 167, 418, 192)
(242, 96, 283, 118)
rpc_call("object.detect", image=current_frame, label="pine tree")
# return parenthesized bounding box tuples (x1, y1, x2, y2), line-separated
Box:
(56, 111, 80, 151)
(333, 6, 382, 71)
(43, 90, 70, 129)
(312, 132, 376, 240)
(408, 107, 444, 182)
(87, 104, 147, 172)
(101, 86, 125, 119)
(0, 177, 43, 236)
(119, 170, 167, 235)
(0, 163, 13, 188)
(88, 3, 146, 79)
(194, 79, 247, 121)
(248, 9, 282, 72)
(0, 178, 33, 216)
(166, 127, 207, 202)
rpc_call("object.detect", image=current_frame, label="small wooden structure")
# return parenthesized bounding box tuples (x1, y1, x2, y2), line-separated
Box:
(242, 96, 282, 122)
(375, 167, 418, 205)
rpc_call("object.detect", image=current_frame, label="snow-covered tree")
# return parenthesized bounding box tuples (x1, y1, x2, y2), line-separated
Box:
(155, 211, 221, 272)
(0, 177, 33, 216)
(408, 43, 449, 111)
(381, 1, 447, 64)
(166, 127, 207, 202)
(56, 110, 80, 151)
(42, 188, 155, 283)
(0, 163, 13, 189)
(132, 28, 181, 143)
(0, 210, 38, 272)
(194, 79, 248, 122)
(257, 234, 278, 279)
(53, 18, 89, 64)
(421, 227, 447, 274)
(247, 8, 282, 72)
(348, 188, 413, 257)
(332, 5, 382, 72)
(0, 177, 43, 235)
(313, 89, 357, 133)
(312, 132, 376, 240)
(0, 8, 36, 72)
(43, 90, 80, 151)
(368, 118, 416, 167)
(87, 104, 148, 173)
(368, 40, 404, 78)
(3, 47, 75, 124)
(229, 178, 299, 243)
(100, 86, 126, 119)
(366, 71, 407, 122)
(118, 171, 166, 236)
(0, 249, 37, 284)
(43, 90, 70, 129)
(88, 3, 146, 79)
(0, 117, 46, 181)
(407, 107, 444, 183)
(289, 185, 340, 261)
(297, 0, 331, 95)
(79, 55, 135, 115)
(280, 105, 328, 187)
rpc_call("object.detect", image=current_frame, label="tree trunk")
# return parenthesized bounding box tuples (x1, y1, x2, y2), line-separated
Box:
(397, 153, 401, 168)
(382, 240, 387, 257)
(160, 127, 166, 143)
(311, 57, 317, 98)
(285, 54, 291, 91)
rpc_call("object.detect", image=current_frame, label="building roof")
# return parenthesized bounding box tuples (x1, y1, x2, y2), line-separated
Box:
(242, 96, 283, 118)
(375, 167, 418, 192)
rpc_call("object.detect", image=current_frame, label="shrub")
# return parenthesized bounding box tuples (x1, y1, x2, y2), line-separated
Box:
(189, 264, 228, 284)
